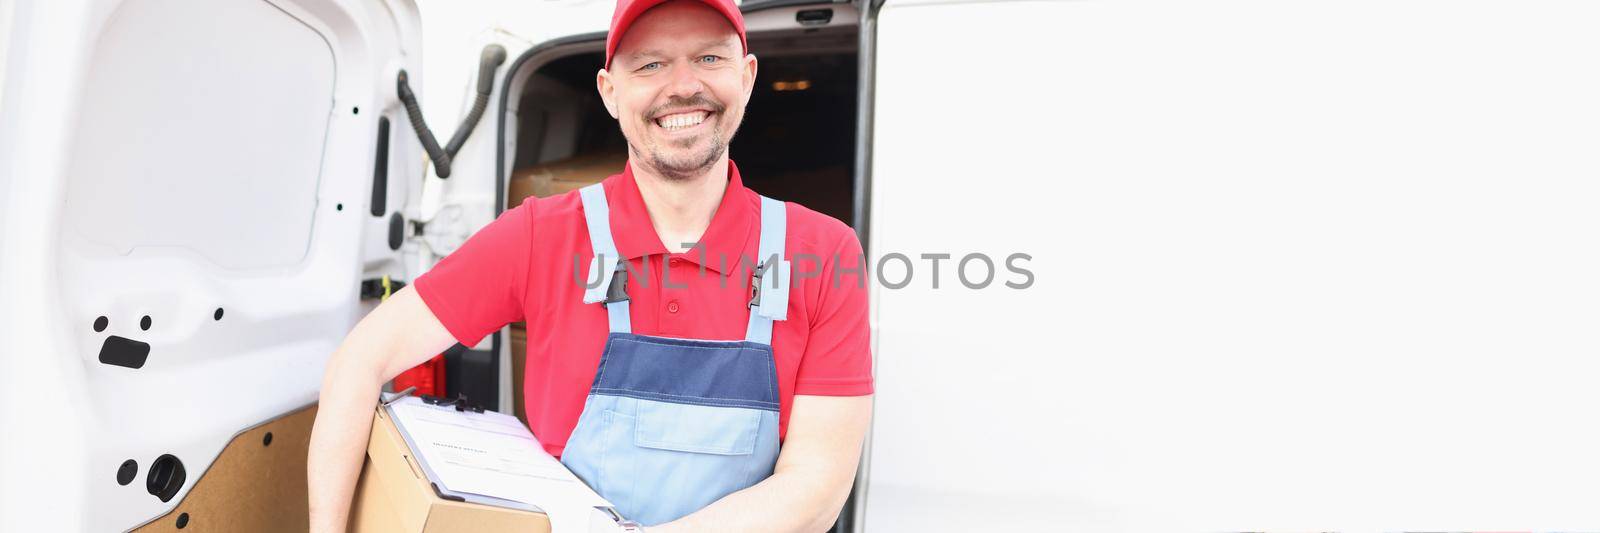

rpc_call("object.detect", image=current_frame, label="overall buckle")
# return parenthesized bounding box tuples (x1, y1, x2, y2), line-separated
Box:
(748, 261, 769, 309)
(603, 261, 629, 306)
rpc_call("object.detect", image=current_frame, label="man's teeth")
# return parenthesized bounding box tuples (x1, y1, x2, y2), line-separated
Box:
(655, 111, 708, 130)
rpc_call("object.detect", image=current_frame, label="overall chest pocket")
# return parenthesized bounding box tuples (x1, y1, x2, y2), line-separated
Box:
(597, 399, 778, 525)
(633, 400, 761, 455)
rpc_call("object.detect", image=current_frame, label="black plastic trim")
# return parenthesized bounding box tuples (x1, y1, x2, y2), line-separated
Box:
(146, 454, 186, 503)
(742, 0, 850, 11)
(396, 70, 451, 178)
(851, 0, 878, 248)
(387, 212, 404, 250)
(98, 335, 150, 369)
(444, 45, 509, 159)
(371, 116, 391, 216)
(117, 459, 138, 486)
(796, 7, 835, 26)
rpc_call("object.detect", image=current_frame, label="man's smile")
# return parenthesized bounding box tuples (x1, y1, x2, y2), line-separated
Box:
(653, 109, 713, 133)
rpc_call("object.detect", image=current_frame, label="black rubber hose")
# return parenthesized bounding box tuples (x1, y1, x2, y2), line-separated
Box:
(444, 45, 508, 159)
(396, 70, 451, 178)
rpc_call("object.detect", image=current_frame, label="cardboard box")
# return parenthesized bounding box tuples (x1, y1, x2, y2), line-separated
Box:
(349, 405, 551, 533)
(508, 152, 627, 205)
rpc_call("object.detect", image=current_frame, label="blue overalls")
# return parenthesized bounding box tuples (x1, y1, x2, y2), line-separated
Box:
(560, 183, 792, 526)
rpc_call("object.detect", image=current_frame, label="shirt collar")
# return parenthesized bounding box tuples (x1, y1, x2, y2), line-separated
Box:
(605, 159, 756, 277)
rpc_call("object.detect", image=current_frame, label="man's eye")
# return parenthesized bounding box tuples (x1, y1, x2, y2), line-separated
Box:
(638, 62, 662, 72)
(699, 55, 720, 64)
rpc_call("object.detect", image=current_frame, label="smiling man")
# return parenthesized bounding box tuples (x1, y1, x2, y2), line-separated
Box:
(306, 1, 874, 531)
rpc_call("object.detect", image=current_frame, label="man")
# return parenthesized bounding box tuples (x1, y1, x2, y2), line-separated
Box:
(306, 0, 874, 531)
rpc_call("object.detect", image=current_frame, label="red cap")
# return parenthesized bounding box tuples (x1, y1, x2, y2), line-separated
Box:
(605, 0, 747, 70)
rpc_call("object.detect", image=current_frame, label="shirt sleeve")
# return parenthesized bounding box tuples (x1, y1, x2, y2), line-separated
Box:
(413, 199, 535, 347)
(793, 227, 875, 396)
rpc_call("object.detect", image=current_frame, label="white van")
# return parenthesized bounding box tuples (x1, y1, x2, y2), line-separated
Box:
(4, 0, 1600, 531)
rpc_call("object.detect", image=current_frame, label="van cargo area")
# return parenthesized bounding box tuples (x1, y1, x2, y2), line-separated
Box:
(503, 21, 861, 424)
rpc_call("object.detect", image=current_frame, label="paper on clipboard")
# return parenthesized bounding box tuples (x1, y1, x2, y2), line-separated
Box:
(385, 396, 615, 532)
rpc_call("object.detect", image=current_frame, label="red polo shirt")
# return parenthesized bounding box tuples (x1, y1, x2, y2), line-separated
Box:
(413, 160, 873, 458)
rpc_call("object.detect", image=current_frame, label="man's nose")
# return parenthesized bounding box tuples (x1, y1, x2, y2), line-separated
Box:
(663, 61, 707, 99)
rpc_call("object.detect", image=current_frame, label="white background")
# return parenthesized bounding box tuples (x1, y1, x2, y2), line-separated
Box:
(866, 0, 1600, 531)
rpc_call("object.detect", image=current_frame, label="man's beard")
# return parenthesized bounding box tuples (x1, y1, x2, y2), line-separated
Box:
(628, 95, 737, 181)
(632, 126, 726, 181)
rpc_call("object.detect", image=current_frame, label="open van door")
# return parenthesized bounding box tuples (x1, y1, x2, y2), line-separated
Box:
(0, 0, 429, 530)
(407, 2, 613, 413)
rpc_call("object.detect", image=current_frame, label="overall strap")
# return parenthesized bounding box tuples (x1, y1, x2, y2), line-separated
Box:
(579, 184, 631, 334)
(744, 196, 791, 344)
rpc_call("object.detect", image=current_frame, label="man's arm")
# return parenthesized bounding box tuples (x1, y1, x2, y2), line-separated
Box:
(306, 286, 459, 532)
(653, 394, 874, 533)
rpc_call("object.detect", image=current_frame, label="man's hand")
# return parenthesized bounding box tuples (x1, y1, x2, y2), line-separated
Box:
(306, 286, 459, 533)
(651, 394, 874, 533)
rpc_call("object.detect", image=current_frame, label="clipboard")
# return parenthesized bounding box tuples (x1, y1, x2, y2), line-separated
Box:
(370, 389, 643, 532)
(379, 390, 544, 512)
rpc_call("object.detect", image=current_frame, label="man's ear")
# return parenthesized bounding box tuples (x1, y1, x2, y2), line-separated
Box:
(741, 53, 759, 101)
(597, 68, 619, 119)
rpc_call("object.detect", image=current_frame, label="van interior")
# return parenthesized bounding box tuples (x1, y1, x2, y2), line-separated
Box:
(501, 7, 862, 425)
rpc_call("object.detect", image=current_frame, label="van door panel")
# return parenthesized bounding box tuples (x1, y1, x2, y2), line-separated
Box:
(0, 0, 425, 530)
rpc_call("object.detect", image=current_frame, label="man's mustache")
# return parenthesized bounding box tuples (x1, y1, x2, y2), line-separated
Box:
(644, 95, 726, 120)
